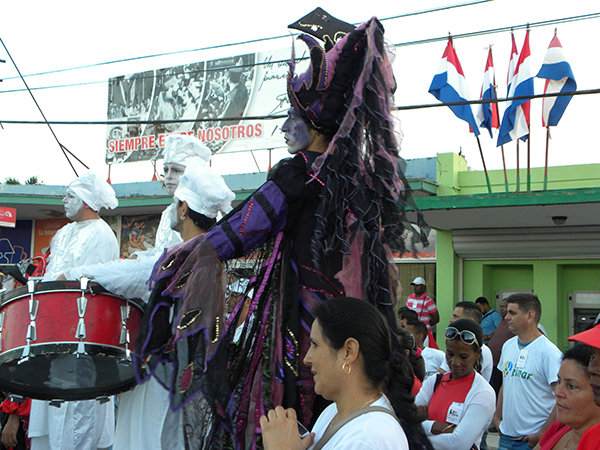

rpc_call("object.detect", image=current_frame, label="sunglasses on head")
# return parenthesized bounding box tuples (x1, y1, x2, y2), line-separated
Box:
(444, 327, 479, 347)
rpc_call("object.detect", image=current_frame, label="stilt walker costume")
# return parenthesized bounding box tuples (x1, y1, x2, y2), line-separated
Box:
(134, 9, 429, 450)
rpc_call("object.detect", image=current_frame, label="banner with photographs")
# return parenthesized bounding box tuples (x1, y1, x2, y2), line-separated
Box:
(106, 48, 294, 164)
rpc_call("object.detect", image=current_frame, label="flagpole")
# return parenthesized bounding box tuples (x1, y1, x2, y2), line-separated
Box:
(527, 137, 531, 191)
(500, 145, 509, 192)
(490, 79, 508, 193)
(544, 127, 550, 190)
(516, 141, 520, 192)
(475, 135, 492, 193)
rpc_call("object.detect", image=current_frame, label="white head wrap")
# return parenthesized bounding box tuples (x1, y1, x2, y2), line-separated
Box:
(163, 135, 212, 165)
(174, 159, 234, 219)
(68, 171, 118, 211)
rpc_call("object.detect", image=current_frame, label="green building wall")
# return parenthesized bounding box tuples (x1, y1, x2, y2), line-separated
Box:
(432, 153, 600, 350)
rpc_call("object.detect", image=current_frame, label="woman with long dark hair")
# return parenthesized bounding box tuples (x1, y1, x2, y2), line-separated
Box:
(260, 297, 433, 450)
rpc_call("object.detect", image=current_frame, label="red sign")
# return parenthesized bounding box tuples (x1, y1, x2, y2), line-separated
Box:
(0, 207, 17, 228)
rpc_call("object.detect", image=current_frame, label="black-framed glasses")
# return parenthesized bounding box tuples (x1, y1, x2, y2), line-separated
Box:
(445, 327, 479, 347)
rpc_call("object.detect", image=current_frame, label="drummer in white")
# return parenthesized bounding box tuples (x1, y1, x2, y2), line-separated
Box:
(62, 135, 211, 300)
(30, 171, 119, 450)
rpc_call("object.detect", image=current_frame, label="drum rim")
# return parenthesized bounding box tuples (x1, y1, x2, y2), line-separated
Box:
(0, 280, 145, 309)
(0, 342, 135, 361)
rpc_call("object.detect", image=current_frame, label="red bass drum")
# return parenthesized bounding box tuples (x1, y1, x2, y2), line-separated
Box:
(0, 280, 143, 401)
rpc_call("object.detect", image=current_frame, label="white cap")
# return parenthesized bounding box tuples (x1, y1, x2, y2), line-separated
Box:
(68, 171, 118, 211)
(163, 135, 211, 165)
(410, 277, 426, 286)
(174, 159, 234, 219)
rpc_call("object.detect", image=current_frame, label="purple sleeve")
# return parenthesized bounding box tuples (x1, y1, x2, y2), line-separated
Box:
(207, 181, 288, 261)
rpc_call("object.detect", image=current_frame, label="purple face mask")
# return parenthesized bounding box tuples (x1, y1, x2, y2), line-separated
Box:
(281, 108, 313, 154)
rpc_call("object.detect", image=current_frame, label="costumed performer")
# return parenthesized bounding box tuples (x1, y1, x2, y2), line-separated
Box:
(135, 10, 429, 450)
(62, 135, 211, 300)
(29, 172, 119, 450)
(115, 158, 234, 450)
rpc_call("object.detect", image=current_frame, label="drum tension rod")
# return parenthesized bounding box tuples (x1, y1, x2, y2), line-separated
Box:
(119, 302, 132, 364)
(74, 277, 90, 357)
(0, 311, 5, 352)
(20, 278, 41, 363)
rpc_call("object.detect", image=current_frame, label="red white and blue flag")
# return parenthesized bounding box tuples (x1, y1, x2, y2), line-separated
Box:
(429, 37, 480, 136)
(506, 32, 519, 97)
(475, 47, 500, 138)
(536, 32, 576, 127)
(498, 30, 534, 147)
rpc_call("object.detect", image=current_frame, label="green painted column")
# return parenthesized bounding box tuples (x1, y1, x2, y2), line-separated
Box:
(436, 153, 468, 197)
(435, 230, 458, 350)
(533, 261, 559, 346)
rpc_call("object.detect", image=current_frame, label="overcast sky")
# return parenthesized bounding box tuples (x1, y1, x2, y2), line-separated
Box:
(1, 0, 598, 186)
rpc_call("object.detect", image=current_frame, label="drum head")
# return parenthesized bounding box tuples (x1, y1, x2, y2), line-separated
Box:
(0, 345, 137, 400)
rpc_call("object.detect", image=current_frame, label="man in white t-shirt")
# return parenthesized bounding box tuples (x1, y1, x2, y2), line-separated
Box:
(405, 320, 445, 379)
(493, 293, 562, 450)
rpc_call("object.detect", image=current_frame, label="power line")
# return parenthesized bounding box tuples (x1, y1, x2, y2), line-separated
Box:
(1, 11, 598, 95)
(0, 37, 87, 176)
(397, 12, 600, 47)
(0, 0, 494, 83)
(2, 89, 598, 125)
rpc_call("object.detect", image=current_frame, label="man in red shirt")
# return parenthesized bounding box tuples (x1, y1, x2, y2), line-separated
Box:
(405, 277, 439, 330)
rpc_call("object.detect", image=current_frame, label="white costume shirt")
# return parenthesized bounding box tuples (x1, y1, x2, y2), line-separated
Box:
(64, 204, 182, 300)
(441, 344, 493, 382)
(308, 396, 408, 450)
(31, 218, 119, 450)
(497, 335, 562, 438)
(415, 372, 495, 450)
(422, 347, 446, 379)
(111, 205, 184, 450)
(43, 219, 119, 281)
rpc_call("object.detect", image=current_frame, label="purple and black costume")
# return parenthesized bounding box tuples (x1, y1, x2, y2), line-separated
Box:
(135, 13, 429, 450)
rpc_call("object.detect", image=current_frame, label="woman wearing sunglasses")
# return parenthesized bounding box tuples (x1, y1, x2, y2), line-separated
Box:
(415, 319, 495, 450)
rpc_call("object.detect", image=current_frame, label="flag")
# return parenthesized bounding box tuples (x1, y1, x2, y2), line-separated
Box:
(497, 30, 534, 147)
(536, 32, 576, 127)
(429, 37, 480, 136)
(506, 32, 519, 97)
(476, 47, 500, 138)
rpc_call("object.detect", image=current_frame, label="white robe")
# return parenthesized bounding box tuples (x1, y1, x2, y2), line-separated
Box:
(110, 206, 185, 450)
(64, 204, 182, 300)
(30, 218, 119, 450)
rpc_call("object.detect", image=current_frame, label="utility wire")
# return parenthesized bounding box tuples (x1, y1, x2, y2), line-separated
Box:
(0, 37, 87, 177)
(1, 11, 598, 95)
(2, 89, 598, 125)
(0, 0, 494, 83)
(397, 12, 600, 47)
